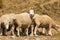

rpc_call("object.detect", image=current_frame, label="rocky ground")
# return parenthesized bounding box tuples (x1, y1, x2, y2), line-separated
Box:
(0, 32, 60, 40)
(0, 34, 60, 40)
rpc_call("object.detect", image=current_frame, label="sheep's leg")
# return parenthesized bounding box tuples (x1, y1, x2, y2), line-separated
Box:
(11, 27, 15, 36)
(16, 24, 22, 37)
(48, 25, 52, 36)
(48, 24, 52, 36)
(0, 26, 2, 35)
(26, 28, 28, 36)
(2, 24, 7, 36)
(42, 28, 45, 34)
(19, 27, 22, 36)
(34, 20, 40, 36)
(46, 24, 52, 36)
(30, 25, 34, 36)
(48, 28, 52, 36)
(0, 28, 3, 35)
(5, 24, 9, 35)
(34, 25, 38, 36)
(34, 22, 40, 36)
(26, 25, 30, 36)
(16, 27, 20, 36)
(5, 28, 7, 36)
(26, 25, 29, 36)
(11, 25, 15, 37)
(0, 32, 2, 35)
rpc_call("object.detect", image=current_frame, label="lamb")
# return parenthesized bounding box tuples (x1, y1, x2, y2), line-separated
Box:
(33, 14, 60, 36)
(0, 13, 15, 36)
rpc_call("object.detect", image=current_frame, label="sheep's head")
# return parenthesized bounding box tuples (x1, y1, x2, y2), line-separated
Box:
(55, 24, 60, 32)
(29, 9, 34, 15)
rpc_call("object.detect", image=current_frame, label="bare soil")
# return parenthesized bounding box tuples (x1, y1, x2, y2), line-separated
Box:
(0, 33, 60, 40)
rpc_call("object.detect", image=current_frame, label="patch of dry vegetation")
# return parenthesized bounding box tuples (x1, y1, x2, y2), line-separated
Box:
(0, 0, 59, 21)
(0, 0, 59, 31)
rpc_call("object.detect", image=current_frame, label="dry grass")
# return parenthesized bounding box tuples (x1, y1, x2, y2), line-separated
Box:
(0, 35, 60, 40)
(0, 0, 60, 21)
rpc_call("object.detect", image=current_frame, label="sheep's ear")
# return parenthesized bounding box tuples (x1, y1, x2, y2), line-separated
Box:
(29, 9, 34, 15)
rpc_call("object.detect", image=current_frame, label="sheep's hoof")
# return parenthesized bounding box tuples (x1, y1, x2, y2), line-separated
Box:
(42, 31, 45, 34)
(16, 35, 20, 37)
(16, 34, 20, 37)
(35, 35, 38, 36)
(30, 34, 34, 36)
(26, 34, 28, 36)
(11, 36, 15, 38)
(48, 34, 52, 36)
(3, 34, 7, 36)
(48, 33, 52, 36)
(46, 34, 52, 36)
(0, 33, 2, 36)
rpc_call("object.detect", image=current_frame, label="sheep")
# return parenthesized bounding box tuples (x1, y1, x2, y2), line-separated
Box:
(33, 14, 60, 36)
(0, 13, 15, 36)
(12, 10, 35, 36)
(12, 13, 32, 36)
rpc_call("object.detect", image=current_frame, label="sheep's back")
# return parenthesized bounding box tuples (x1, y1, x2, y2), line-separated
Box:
(40, 15, 55, 25)
(14, 13, 32, 25)
(33, 14, 55, 25)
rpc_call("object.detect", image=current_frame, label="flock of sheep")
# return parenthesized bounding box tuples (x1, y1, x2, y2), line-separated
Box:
(0, 9, 60, 37)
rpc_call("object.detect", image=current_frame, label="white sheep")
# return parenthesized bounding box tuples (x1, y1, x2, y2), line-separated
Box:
(12, 13, 32, 36)
(33, 14, 60, 36)
(0, 13, 15, 36)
